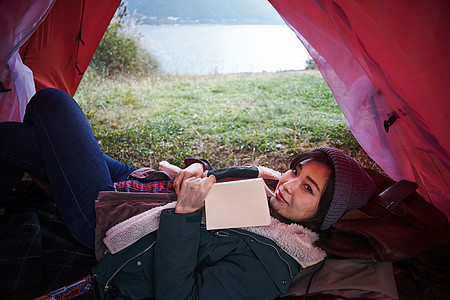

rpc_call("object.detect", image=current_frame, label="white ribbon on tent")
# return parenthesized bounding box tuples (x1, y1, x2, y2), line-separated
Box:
(0, 0, 55, 122)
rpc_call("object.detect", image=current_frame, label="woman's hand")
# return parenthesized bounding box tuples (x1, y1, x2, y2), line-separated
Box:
(174, 163, 205, 194)
(175, 175, 216, 214)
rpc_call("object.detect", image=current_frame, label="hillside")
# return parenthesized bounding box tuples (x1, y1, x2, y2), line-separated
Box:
(124, 0, 284, 24)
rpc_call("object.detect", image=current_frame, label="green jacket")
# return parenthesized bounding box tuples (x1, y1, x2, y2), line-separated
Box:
(92, 208, 304, 299)
(92, 165, 326, 299)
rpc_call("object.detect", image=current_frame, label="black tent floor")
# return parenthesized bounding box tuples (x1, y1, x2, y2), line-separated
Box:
(0, 180, 97, 299)
(1, 180, 449, 300)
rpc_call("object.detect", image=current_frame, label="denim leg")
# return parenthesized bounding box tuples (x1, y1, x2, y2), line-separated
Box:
(24, 88, 115, 249)
(0, 122, 48, 203)
(103, 154, 137, 182)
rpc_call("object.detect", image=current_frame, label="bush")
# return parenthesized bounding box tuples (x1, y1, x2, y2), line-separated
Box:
(305, 58, 317, 70)
(89, 4, 159, 77)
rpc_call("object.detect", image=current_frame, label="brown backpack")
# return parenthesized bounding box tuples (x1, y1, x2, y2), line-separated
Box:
(317, 169, 450, 262)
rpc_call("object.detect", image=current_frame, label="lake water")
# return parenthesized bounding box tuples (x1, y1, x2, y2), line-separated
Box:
(138, 24, 311, 75)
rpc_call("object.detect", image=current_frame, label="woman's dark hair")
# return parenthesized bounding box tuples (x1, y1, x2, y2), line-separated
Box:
(288, 151, 335, 231)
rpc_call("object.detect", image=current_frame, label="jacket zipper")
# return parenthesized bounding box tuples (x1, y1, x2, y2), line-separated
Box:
(228, 229, 294, 278)
(103, 241, 156, 293)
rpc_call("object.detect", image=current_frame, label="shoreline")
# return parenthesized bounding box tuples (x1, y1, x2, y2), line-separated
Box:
(149, 69, 322, 80)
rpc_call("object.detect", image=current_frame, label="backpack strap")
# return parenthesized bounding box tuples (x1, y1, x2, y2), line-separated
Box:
(371, 180, 427, 229)
(373, 180, 417, 213)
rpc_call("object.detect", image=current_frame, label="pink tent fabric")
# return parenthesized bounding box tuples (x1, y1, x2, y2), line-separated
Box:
(0, 0, 120, 122)
(270, 0, 450, 217)
(0, 0, 54, 121)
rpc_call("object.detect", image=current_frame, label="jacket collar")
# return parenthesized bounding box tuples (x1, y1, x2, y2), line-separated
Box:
(243, 217, 325, 268)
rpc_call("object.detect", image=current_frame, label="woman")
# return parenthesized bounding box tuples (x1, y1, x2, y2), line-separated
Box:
(0, 88, 376, 299)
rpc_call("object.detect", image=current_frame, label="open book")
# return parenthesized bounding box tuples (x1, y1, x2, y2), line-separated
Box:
(204, 178, 275, 230)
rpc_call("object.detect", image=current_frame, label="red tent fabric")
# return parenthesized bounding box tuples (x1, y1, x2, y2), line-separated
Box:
(269, 0, 450, 217)
(0, 0, 120, 122)
(19, 0, 121, 95)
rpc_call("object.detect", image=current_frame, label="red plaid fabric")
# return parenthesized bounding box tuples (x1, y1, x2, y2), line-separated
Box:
(114, 179, 174, 193)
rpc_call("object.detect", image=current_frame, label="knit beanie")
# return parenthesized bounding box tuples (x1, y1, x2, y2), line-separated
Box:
(312, 148, 376, 230)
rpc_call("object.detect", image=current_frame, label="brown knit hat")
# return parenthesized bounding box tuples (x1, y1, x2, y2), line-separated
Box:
(313, 148, 376, 230)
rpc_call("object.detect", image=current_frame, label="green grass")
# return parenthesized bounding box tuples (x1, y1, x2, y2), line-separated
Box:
(75, 71, 377, 172)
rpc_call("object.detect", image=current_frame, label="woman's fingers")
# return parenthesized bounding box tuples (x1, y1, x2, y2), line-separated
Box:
(174, 163, 205, 194)
(175, 175, 216, 214)
(173, 171, 184, 194)
(204, 174, 216, 189)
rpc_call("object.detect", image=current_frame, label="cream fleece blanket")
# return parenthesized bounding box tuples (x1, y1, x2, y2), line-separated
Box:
(103, 202, 326, 268)
(103, 201, 176, 254)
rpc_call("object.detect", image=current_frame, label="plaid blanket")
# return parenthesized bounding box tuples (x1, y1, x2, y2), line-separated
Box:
(0, 181, 96, 299)
(114, 179, 174, 193)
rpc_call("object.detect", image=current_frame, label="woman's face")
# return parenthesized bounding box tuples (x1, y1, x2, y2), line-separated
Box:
(269, 158, 331, 223)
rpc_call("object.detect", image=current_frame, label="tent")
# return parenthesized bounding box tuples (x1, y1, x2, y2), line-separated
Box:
(1, 0, 449, 298)
(269, 0, 450, 219)
(0, 0, 121, 121)
(2, 0, 448, 218)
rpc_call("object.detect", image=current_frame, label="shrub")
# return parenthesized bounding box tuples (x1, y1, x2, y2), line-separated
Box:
(89, 3, 159, 77)
(305, 58, 317, 70)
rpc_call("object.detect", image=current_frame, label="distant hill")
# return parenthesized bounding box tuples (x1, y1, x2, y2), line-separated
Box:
(123, 0, 284, 25)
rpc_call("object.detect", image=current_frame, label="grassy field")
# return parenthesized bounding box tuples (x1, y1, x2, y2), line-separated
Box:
(75, 71, 378, 172)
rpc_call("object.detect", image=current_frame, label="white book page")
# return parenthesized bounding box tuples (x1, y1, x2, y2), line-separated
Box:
(205, 178, 274, 230)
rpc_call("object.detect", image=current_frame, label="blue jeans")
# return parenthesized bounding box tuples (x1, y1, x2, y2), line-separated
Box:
(0, 88, 136, 249)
